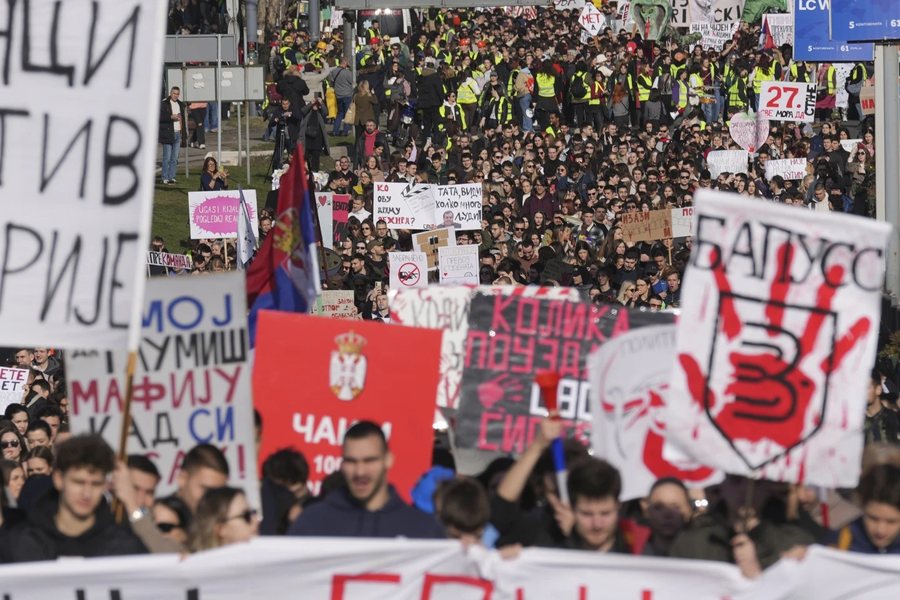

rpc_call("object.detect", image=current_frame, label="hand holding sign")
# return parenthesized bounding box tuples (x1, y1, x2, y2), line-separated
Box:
(536, 370, 570, 505)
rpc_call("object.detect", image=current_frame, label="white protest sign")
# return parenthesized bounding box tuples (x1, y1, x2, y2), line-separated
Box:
(189, 190, 259, 240)
(688, 0, 744, 24)
(0, 0, 167, 350)
(554, 0, 585, 9)
(579, 3, 607, 35)
(765, 158, 808, 180)
(147, 251, 192, 270)
(389, 252, 428, 289)
(313, 290, 358, 318)
(0, 367, 28, 413)
(758, 81, 816, 123)
(390, 286, 582, 408)
(763, 13, 794, 47)
(671, 206, 694, 238)
(666, 190, 890, 487)
(707, 150, 748, 178)
(434, 184, 483, 231)
(315, 192, 334, 249)
(374, 181, 436, 230)
(438, 246, 480, 286)
(671, 0, 690, 26)
(590, 324, 722, 501)
(841, 139, 862, 154)
(67, 273, 259, 506)
(616, 0, 635, 28)
(690, 21, 739, 51)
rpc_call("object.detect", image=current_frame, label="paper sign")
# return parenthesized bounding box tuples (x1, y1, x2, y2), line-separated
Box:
(671, 207, 694, 238)
(332, 193, 350, 246)
(758, 82, 815, 123)
(67, 273, 259, 506)
(763, 13, 794, 47)
(590, 324, 721, 501)
(554, 0, 586, 9)
(688, 0, 744, 25)
(373, 182, 435, 230)
(860, 85, 876, 115)
(389, 252, 428, 289)
(0, 368, 28, 413)
(0, 0, 167, 350)
(670, 0, 689, 26)
(313, 290, 357, 318)
(316, 192, 334, 250)
(765, 158, 808, 181)
(689, 21, 739, 51)
(189, 190, 259, 240)
(253, 312, 441, 499)
(147, 251, 192, 270)
(840, 139, 862, 154)
(620, 210, 672, 244)
(579, 3, 607, 35)
(433, 184, 483, 231)
(707, 150, 748, 179)
(666, 190, 890, 487)
(413, 228, 456, 270)
(438, 246, 480, 286)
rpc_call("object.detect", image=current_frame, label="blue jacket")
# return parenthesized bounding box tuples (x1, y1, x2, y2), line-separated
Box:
(825, 516, 900, 555)
(288, 484, 445, 539)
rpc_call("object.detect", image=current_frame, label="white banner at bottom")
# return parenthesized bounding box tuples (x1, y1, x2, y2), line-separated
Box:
(0, 540, 897, 599)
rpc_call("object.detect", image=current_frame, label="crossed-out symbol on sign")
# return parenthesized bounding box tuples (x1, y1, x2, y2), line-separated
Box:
(398, 262, 420, 286)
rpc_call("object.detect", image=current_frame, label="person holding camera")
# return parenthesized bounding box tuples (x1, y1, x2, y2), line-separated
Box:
(199, 157, 228, 191)
(298, 95, 329, 173)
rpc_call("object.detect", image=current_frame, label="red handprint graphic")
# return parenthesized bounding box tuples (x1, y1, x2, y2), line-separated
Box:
(679, 244, 870, 471)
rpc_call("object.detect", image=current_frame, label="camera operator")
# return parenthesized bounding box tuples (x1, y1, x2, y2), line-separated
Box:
(269, 97, 300, 171)
(298, 94, 329, 173)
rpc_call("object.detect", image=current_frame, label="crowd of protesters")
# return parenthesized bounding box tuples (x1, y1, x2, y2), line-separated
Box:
(8, 1, 900, 576)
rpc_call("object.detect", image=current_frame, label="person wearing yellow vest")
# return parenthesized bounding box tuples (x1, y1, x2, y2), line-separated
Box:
(586, 71, 606, 131)
(533, 63, 559, 131)
(481, 85, 513, 129)
(724, 63, 749, 117)
(816, 63, 838, 121)
(673, 69, 690, 114)
(438, 90, 466, 145)
(569, 62, 592, 128)
(636, 63, 654, 126)
(750, 55, 778, 111)
(788, 61, 812, 83)
(456, 69, 481, 133)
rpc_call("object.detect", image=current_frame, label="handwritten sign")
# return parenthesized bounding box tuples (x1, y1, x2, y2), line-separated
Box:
(707, 150, 748, 179)
(438, 246, 479, 286)
(620, 210, 672, 243)
(0, 368, 28, 413)
(758, 82, 816, 123)
(313, 290, 358, 318)
(389, 252, 428, 289)
(147, 251, 192, 270)
(671, 207, 694, 238)
(413, 228, 456, 271)
(0, 1, 167, 350)
(67, 273, 259, 505)
(373, 182, 435, 230)
(434, 184, 483, 231)
(315, 192, 334, 250)
(765, 158, 808, 181)
(579, 3, 607, 35)
(189, 190, 259, 240)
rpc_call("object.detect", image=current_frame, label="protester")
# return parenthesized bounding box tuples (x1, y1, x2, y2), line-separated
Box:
(826, 464, 900, 554)
(189, 486, 259, 552)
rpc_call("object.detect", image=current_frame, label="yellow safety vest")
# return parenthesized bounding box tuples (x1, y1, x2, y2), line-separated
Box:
(588, 81, 603, 105)
(676, 80, 688, 109)
(753, 63, 776, 94)
(637, 74, 653, 102)
(457, 80, 478, 105)
(571, 71, 591, 102)
(536, 73, 556, 98)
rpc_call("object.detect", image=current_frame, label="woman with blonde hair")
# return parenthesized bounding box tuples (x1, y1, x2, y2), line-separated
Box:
(352, 80, 377, 137)
(188, 486, 259, 552)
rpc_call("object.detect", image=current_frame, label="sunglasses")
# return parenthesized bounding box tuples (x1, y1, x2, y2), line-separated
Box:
(223, 509, 258, 525)
(156, 522, 183, 534)
(1, 440, 19, 449)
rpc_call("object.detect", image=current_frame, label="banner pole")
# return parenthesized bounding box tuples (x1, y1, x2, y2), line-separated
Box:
(113, 351, 139, 523)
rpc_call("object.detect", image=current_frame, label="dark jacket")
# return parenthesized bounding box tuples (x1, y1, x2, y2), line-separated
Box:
(287, 484, 445, 539)
(416, 67, 444, 109)
(825, 516, 900, 555)
(0, 491, 147, 563)
(276, 74, 310, 112)
(298, 103, 330, 154)
(158, 96, 186, 145)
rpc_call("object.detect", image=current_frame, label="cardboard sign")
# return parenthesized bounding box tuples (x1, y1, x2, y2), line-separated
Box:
(433, 184, 483, 231)
(438, 246, 480, 286)
(0, 0, 167, 350)
(454, 296, 664, 454)
(620, 210, 672, 244)
(67, 273, 259, 505)
(147, 251, 192, 270)
(671, 207, 694, 238)
(189, 190, 259, 240)
(758, 82, 816, 123)
(860, 85, 876, 116)
(390, 286, 582, 409)
(313, 290, 358, 318)
(666, 190, 890, 487)
(253, 312, 441, 498)
(707, 150, 748, 179)
(579, 3, 607, 35)
(389, 252, 428, 289)
(0, 368, 28, 413)
(765, 158, 808, 181)
(413, 228, 456, 270)
(373, 182, 435, 230)
(590, 324, 721, 501)
(315, 192, 334, 250)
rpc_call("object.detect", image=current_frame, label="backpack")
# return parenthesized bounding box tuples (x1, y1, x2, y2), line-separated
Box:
(570, 73, 587, 98)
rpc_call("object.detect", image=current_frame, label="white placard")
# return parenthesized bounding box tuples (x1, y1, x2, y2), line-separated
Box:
(438, 246, 480, 286)
(389, 252, 428, 289)
(758, 81, 816, 123)
(0, 0, 167, 350)
(707, 150, 749, 179)
(579, 3, 607, 35)
(671, 206, 694, 238)
(374, 182, 436, 230)
(67, 273, 259, 506)
(765, 158, 808, 180)
(554, 0, 586, 9)
(666, 190, 890, 487)
(189, 190, 259, 240)
(689, 21, 739, 51)
(688, 0, 744, 25)
(146, 251, 193, 270)
(315, 192, 334, 249)
(433, 184, 483, 231)
(0, 367, 28, 413)
(841, 139, 862, 154)
(763, 13, 794, 47)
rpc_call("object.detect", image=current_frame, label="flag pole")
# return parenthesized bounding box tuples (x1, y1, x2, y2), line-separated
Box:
(304, 143, 329, 287)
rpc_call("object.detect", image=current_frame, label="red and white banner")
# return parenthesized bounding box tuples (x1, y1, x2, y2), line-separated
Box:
(0, 540, 895, 600)
(758, 81, 816, 123)
(666, 190, 890, 487)
(590, 324, 722, 501)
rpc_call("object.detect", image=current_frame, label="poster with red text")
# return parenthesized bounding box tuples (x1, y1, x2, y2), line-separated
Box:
(254, 312, 442, 498)
(666, 190, 890, 487)
(453, 296, 667, 455)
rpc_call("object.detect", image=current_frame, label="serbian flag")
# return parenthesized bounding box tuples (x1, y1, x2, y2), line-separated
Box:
(762, 17, 775, 50)
(246, 144, 321, 345)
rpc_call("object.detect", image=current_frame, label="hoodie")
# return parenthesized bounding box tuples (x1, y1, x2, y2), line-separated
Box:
(0, 491, 147, 563)
(287, 484, 445, 539)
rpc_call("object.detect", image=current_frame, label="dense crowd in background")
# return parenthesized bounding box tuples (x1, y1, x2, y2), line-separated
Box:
(5, 1, 898, 576)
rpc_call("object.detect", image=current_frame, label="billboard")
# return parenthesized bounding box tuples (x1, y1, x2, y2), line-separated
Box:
(831, 0, 900, 42)
(793, 0, 873, 62)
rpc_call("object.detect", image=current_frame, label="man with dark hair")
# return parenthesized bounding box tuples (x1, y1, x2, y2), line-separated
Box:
(0, 435, 146, 562)
(262, 449, 310, 499)
(261, 449, 310, 535)
(36, 405, 63, 443)
(25, 420, 52, 449)
(288, 420, 444, 538)
(437, 477, 491, 545)
(864, 370, 900, 444)
(174, 444, 230, 515)
(828, 464, 900, 554)
(126, 455, 162, 510)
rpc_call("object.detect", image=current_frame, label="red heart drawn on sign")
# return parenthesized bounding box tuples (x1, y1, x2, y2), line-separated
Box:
(317, 195, 327, 206)
(729, 111, 771, 154)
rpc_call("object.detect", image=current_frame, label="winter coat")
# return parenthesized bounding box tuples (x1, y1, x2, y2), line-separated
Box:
(416, 67, 444, 109)
(277, 73, 310, 111)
